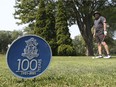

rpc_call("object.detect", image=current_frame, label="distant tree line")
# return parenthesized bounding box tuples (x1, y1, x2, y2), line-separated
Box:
(0, 30, 115, 55)
(0, 30, 23, 53)
(73, 35, 116, 56)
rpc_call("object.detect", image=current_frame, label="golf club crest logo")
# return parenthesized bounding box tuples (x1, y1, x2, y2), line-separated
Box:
(22, 38, 39, 59)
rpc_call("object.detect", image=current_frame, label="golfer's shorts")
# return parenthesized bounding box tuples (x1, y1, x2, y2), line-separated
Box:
(95, 34, 105, 43)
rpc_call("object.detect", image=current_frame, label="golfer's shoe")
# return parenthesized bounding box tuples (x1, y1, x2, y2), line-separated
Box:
(103, 55, 111, 59)
(95, 55, 103, 58)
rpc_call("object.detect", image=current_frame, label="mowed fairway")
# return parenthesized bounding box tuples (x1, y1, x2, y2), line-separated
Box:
(0, 54, 116, 87)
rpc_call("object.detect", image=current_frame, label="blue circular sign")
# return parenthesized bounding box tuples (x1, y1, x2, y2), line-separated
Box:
(6, 35, 52, 79)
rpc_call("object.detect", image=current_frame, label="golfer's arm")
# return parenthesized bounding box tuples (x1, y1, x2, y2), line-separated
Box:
(93, 26, 96, 35)
(103, 22, 107, 31)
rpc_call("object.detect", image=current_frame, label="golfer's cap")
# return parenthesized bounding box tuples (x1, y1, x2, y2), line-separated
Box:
(93, 11, 101, 16)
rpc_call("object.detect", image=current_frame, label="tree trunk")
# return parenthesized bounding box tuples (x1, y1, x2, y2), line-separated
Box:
(85, 39, 94, 56)
(77, 14, 94, 56)
(81, 32, 94, 56)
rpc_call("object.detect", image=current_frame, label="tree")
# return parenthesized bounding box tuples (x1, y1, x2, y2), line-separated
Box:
(34, 0, 58, 55)
(14, 0, 38, 25)
(14, 0, 55, 26)
(14, 0, 58, 55)
(65, 0, 116, 56)
(46, 2, 57, 55)
(34, 0, 46, 38)
(0, 31, 12, 53)
(72, 35, 86, 56)
(11, 30, 23, 40)
(110, 40, 116, 55)
(0, 30, 24, 53)
(55, 0, 75, 56)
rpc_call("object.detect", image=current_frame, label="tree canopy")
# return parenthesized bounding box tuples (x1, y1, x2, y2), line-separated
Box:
(14, 0, 116, 56)
(55, 0, 75, 55)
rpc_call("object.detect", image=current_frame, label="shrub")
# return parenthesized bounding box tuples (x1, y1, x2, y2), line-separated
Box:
(58, 44, 75, 56)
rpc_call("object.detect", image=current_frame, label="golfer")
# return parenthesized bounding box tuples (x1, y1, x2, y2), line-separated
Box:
(93, 11, 111, 58)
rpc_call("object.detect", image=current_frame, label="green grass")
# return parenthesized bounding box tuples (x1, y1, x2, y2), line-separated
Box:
(0, 54, 116, 87)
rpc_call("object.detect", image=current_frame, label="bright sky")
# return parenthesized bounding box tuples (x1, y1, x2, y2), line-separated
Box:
(0, 0, 80, 39)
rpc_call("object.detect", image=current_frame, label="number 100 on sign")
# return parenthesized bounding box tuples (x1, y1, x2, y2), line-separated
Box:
(16, 59, 42, 75)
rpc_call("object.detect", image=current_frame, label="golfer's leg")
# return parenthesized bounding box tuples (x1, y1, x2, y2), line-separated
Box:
(98, 43, 102, 55)
(102, 42, 110, 55)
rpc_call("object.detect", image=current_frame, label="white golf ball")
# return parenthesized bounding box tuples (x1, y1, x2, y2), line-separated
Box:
(92, 57, 95, 59)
